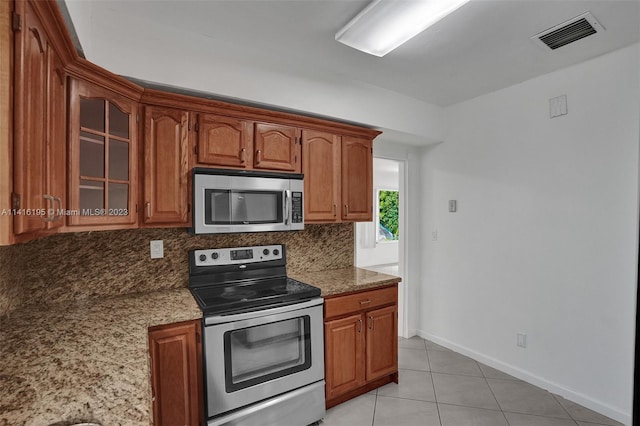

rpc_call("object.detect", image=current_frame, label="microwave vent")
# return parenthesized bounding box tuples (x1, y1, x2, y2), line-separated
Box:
(532, 12, 604, 50)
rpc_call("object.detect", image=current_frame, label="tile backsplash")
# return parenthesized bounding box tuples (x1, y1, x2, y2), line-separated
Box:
(0, 224, 354, 317)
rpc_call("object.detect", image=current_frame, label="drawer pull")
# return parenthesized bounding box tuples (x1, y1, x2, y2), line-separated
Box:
(359, 299, 371, 305)
(369, 316, 374, 330)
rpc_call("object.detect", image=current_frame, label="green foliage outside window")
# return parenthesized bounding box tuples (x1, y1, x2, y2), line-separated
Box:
(378, 190, 399, 241)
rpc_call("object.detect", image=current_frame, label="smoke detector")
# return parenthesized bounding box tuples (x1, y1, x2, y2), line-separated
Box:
(532, 12, 604, 50)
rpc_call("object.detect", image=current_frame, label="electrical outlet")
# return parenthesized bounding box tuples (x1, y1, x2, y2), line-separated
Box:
(517, 333, 527, 348)
(150, 240, 164, 259)
(432, 229, 438, 241)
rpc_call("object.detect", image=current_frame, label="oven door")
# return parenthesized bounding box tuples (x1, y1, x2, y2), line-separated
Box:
(203, 298, 324, 418)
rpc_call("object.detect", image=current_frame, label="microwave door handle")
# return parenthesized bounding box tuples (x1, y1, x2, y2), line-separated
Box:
(284, 190, 291, 225)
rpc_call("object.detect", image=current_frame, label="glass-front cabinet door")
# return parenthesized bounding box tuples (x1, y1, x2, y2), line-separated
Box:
(68, 79, 137, 226)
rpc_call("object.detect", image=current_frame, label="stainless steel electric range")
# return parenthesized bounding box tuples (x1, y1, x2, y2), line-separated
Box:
(188, 244, 325, 426)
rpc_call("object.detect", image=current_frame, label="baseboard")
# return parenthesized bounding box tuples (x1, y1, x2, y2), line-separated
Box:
(415, 330, 631, 426)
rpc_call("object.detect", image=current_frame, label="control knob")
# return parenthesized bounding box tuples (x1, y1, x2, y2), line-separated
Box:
(199, 254, 207, 262)
(211, 252, 219, 260)
(273, 249, 280, 256)
(263, 249, 270, 255)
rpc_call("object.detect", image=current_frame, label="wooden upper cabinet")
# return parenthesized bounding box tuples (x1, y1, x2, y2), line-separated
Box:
(254, 123, 300, 172)
(13, 1, 47, 235)
(365, 305, 398, 381)
(143, 106, 190, 226)
(149, 320, 203, 426)
(196, 113, 252, 168)
(46, 48, 67, 231)
(341, 136, 373, 221)
(67, 78, 138, 227)
(302, 130, 341, 222)
(13, 0, 66, 236)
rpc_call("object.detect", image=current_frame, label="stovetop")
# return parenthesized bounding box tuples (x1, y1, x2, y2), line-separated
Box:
(188, 244, 321, 316)
(190, 276, 321, 316)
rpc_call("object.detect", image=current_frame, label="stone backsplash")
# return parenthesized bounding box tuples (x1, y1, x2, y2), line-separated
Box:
(0, 223, 354, 317)
(0, 244, 25, 317)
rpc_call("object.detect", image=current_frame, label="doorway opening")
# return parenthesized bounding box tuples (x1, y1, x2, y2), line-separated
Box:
(355, 157, 407, 337)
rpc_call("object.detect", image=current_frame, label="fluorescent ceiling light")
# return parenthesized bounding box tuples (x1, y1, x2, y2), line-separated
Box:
(336, 0, 471, 57)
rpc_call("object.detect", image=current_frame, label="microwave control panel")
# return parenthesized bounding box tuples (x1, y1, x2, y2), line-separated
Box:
(291, 192, 303, 223)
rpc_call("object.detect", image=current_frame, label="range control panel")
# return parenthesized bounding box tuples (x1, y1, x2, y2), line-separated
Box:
(194, 244, 284, 267)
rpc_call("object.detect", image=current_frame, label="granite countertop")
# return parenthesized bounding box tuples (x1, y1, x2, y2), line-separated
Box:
(0, 267, 398, 426)
(290, 267, 401, 297)
(0, 288, 201, 426)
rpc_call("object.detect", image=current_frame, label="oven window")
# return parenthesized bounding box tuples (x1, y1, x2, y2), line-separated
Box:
(223, 316, 312, 392)
(204, 190, 283, 225)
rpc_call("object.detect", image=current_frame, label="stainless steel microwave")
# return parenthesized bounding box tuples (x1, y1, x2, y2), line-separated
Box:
(191, 168, 304, 234)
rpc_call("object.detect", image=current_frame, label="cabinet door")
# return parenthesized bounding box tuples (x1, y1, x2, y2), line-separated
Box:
(324, 314, 365, 400)
(13, 1, 48, 235)
(196, 113, 252, 168)
(254, 123, 300, 172)
(68, 79, 137, 227)
(341, 136, 373, 221)
(45, 48, 67, 230)
(149, 320, 202, 426)
(365, 305, 398, 381)
(143, 106, 190, 225)
(302, 130, 340, 222)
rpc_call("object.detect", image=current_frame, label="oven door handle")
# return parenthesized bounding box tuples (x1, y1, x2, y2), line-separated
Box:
(204, 297, 324, 325)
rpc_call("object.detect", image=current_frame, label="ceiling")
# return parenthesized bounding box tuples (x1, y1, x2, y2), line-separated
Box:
(66, 0, 640, 107)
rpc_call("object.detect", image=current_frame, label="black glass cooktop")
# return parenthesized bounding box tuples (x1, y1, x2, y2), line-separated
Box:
(190, 277, 321, 316)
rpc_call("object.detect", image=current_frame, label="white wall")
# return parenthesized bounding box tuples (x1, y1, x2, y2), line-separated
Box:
(63, 1, 445, 145)
(356, 158, 400, 268)
(420, 44, 639, 424)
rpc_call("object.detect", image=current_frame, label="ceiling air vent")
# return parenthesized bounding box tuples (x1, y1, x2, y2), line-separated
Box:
(532, 12, 604, 50)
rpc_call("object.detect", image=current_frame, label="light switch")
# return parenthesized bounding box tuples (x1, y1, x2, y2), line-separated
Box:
(549, 95, 568, 118)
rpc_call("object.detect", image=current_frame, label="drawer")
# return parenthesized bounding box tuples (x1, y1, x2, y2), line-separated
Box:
(324, 285, 397, 319)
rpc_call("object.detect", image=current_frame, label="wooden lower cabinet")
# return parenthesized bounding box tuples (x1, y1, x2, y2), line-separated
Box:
(148, 319, 203, 426)
(324, 284, 398, 408)
(324, 314, 365, 400)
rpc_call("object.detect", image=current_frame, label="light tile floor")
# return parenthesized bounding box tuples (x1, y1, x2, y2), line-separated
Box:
(322, 336, 623, 426)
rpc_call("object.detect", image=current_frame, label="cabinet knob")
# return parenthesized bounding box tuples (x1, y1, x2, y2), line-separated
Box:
(256, 150, 262, 163)
(146, 202, 151, 219)
(240, 148, 246, 163)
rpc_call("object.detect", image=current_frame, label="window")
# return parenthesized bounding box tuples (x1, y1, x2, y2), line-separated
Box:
(377, 189, 399, 242)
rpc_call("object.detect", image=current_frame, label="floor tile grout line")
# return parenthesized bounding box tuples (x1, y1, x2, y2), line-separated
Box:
(551, 392, 583, 424)
(371, 391, 378, 426)
(481, 368, 510, 425)
(376, 393, 437, 404)
(436, 401, 506, 413)
(429, 370, 486, 378)
(428, 371, 443, 426)
(501, 408, 583, 422)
